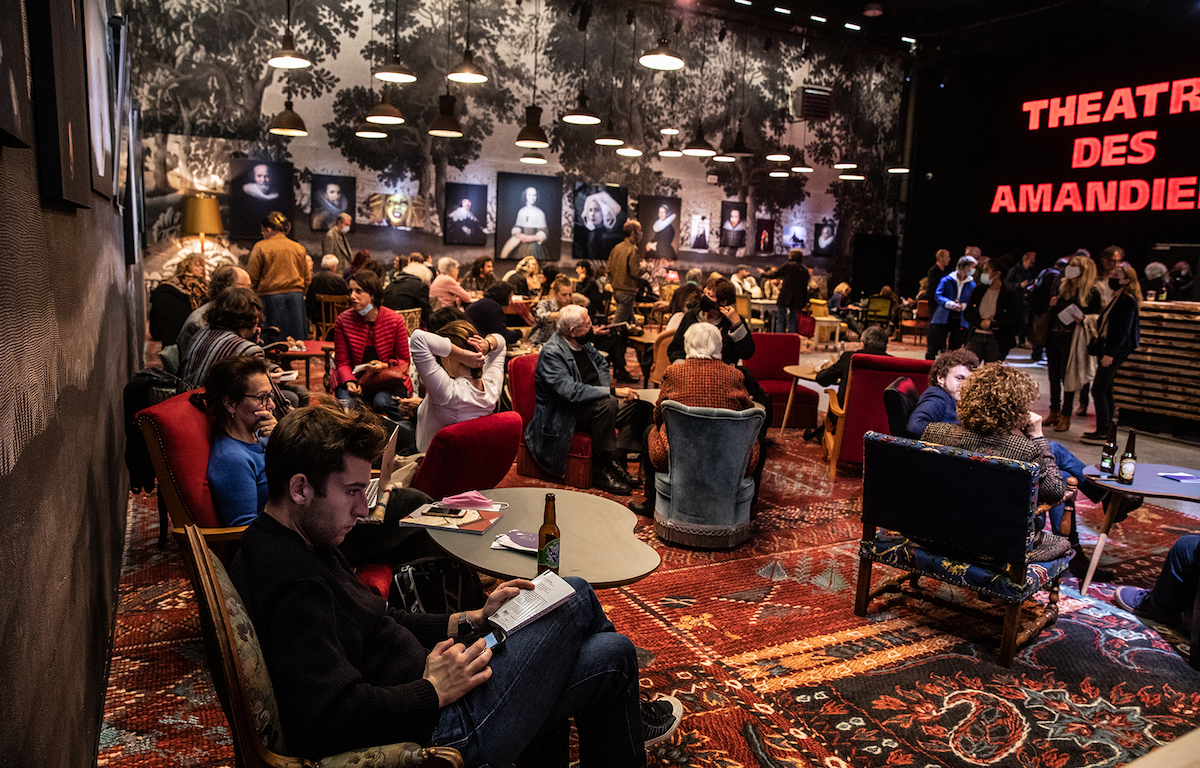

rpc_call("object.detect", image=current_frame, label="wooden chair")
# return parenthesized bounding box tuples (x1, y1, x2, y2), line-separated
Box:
(899, 299, 931, 343)
(177, 524, 463, 768)
(822, 354, 932, 480)
(734, 294, 765, 331)
(808, 298, 847, 349)
(856, 432, 1077, 666)
(647, 328, 676, 387)
(861, 296, 893, 327)
(315, 294, 350, 342)
(398, 307, 422, 337)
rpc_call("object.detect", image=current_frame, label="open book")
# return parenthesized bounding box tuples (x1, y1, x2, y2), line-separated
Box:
(489, 571, 576, 634)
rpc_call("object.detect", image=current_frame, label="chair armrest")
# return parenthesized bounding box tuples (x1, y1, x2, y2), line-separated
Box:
(318, 743, 464, 768)
(825, 388, 844, 418)
(172, 524, 247, 542)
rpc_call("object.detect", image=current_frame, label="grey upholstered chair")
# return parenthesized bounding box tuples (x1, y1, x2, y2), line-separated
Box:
(652, 400, 765, 549)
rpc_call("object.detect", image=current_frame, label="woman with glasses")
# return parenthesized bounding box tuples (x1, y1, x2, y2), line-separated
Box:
(200, 355, 277, 527)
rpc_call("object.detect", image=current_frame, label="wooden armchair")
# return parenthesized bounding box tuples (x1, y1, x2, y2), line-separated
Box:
(899, 299, 931, 343)
(178, 523, 463, 768)
(315, 294, 350, 341)
(647, 328, 676, 387)
(856, 432, 1077, 666)
(822, 354, 932, 480)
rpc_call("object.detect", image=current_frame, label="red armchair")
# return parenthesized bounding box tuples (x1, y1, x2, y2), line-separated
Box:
(823, 354, 932, 480)
(136, 391, 392, 599)
(508, 353, 594, 489)
(410, 412, 522, 499)
(741, 333, 818, 429)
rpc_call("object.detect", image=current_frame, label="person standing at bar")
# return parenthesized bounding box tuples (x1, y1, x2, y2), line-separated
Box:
(247, 211, 312, 342)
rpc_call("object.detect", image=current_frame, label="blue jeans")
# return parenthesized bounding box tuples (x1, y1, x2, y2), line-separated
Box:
(261, 291, 308, 341)
(775, 305, 799, 333)
(432, 578, 643, 767)
(1047, 441, 1106, 541)
(1148, 535, 1200, 612)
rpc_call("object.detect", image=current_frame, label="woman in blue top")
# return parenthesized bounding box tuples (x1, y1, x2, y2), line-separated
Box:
(202, 355, 277, 527)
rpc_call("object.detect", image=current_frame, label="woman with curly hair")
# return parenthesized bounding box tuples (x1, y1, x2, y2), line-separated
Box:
(921, 363, 1089, 569)
(149, 254, 209, 345)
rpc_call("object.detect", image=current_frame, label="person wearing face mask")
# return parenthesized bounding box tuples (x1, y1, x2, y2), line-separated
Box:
(526, 304, 652, 496)
(964, 256, 1020, 364)
(926, 254, 978, 359)
(323, 213, 354, 274)
(332, 270, 416, 443)
(1043, 254, 1102, 432)
(1081, 263, 1142, 444)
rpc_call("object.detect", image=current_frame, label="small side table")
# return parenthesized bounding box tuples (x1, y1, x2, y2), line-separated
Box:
(779, 364, 820, 436)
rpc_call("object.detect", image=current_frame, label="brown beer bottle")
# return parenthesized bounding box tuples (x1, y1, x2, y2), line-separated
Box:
(537, 493, 560, 575)
(1117, 429, 1137, 485)
(1099, 419, 1119, 475)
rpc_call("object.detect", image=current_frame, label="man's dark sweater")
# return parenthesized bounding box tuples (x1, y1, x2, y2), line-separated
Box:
(230, 514, 450, 757)
(382, 273, 432, 327)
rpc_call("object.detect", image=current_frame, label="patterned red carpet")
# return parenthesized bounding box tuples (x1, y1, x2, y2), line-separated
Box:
(99, 432, 1200, 768)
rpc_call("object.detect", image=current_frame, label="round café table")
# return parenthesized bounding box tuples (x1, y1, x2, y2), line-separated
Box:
(426, 487, 661, 589)
(1079, 463, 1200, 595)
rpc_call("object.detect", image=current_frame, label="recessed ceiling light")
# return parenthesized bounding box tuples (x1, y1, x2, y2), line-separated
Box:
(844, 22, 862, 31)
(901, 36, 917, 44)
(838, 173, 865, 180)
(810, 15, 827, 22)
(773, 7, 791, 14)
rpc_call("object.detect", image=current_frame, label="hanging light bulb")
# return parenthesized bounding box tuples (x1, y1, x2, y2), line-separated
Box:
(595, 119, 624, 146)
(515, 105, 550, 148)
(428, 94, 464, 138)
(268, 33, 311, 69)
(268, 100, 308, 136)
(765, 150, 791, 162)
(660, 126, 680, 136)
(365, 91, 404, 125)
(658, 141, 683, 157)
(355, 121, 388, 139)
(448, 50, 488, 84)
(616, 144, 644, 157)
(639, 36, 685, 70)
(682, 120, 716, 157)
(519, 149, 548, 164)
(562, 91, 601, 125)
(376, 53, 417, 83)
(834, 160, 858, 170)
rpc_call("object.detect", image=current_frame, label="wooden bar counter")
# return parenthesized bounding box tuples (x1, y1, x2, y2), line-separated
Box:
(1112, 300, 1200, 435)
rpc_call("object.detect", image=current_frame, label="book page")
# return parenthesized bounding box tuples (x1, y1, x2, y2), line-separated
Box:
(489, 571, 576, 634)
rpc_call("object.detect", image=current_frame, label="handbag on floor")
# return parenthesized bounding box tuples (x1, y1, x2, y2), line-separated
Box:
(391, 556, 486, 614)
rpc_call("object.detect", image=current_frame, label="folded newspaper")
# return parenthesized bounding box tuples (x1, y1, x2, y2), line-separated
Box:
(489, 570, 576, 634)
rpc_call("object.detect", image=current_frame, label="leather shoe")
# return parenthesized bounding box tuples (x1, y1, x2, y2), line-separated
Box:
(628, 497, 655, 516)
(592, 466, 632, 495)
(610, 460, 640, 488)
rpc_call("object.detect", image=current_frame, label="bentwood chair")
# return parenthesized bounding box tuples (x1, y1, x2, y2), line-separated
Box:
(315, 294, 350, 341)
(178, 523, 463, 768)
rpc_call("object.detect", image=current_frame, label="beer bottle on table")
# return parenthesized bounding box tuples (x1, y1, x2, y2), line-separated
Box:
(1099, 419, 1119, 476)
(1118, 429, 1137, 485)
(537, 493, 560, 575)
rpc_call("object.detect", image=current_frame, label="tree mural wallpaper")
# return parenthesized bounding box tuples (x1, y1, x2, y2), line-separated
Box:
(128, 0, 908, 282)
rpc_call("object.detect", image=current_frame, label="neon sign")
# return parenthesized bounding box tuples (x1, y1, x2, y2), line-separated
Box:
(990, 77, 1200, 213)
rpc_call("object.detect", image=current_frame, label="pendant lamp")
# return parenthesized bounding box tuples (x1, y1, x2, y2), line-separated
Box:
(355, 122, 388, 139)
(365, 91, 404, 125)
(595, 119, 624, 146)
(833, 160, 858, 169)
(563, 91, 601, 125)
(616, 145, 643, 157)
(268, 100, 308, 136)
(267, 0, 311, 69)
(428, 94, 464, 137)
(660, 126, 679, 135)
(448, 0, 488, 84)
(791, 161, 814, 172)
(519, 149, 548, 164)
(887, 163, 910, 174)
(515, 105, 550, 148)
(658, 141, 683, 157)
(838, 173, 865, 180)
(765, 150, 791, 162)
(639, 36, 684, 70)
(682, 119, 716, 157)
(769, 169, 790, 178)
(375, 0, 416, 83)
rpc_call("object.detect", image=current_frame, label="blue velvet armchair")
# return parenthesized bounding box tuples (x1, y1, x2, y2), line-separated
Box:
(653, 400, 765, 549)
(855, 431, 1076, 666)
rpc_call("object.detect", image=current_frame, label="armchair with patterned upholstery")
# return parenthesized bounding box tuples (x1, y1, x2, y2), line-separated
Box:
(653, 401, 765, 549)
(855, 432, 1077, 666)
(178, 523, 463, 768)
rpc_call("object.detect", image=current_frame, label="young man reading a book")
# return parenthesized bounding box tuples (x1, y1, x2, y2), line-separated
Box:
(231, 405, 680, 766)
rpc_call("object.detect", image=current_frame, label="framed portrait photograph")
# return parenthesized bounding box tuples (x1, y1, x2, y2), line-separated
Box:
(813, 218, 837, 257)
(228, 159, 294, 239)
(638, 195, 681, 262)
(310, 174, 356, 231)
(755, 219, 775, 255)
(684, 213, 711, 252)
(0, 0, 34, 147)
(719, 200, 748, 249)
(122, 103, 143, 265)
(444, 182, 487, 246)
(783, 221, 807, 251)
(83, 0, 114, 199)
(572, 182, 627, 263)
(366, 191, 424, 229)
(27, 0, 92, 207)
(496, 171, 562, 263)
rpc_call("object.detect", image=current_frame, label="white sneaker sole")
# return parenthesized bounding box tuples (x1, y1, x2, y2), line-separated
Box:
(644, 695, 684, 748)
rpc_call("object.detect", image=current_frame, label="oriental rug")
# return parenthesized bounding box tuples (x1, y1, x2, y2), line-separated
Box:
(99, 432, 1200, 768)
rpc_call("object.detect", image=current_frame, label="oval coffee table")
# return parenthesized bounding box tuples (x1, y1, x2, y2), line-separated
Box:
(426, 487, 661, 589)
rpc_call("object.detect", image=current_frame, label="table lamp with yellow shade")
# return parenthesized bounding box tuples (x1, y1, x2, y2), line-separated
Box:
(181, 195, 223, 255)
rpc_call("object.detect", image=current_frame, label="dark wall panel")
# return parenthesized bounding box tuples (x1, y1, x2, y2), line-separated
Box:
(0, 143, 138, 766)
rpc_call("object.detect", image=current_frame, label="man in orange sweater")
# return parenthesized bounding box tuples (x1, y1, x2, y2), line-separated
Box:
(248, 211, 313, 341)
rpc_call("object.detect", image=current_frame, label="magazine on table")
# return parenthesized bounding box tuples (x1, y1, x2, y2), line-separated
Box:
(489, 570, 576, 634)
(398, 502, 503, 534)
